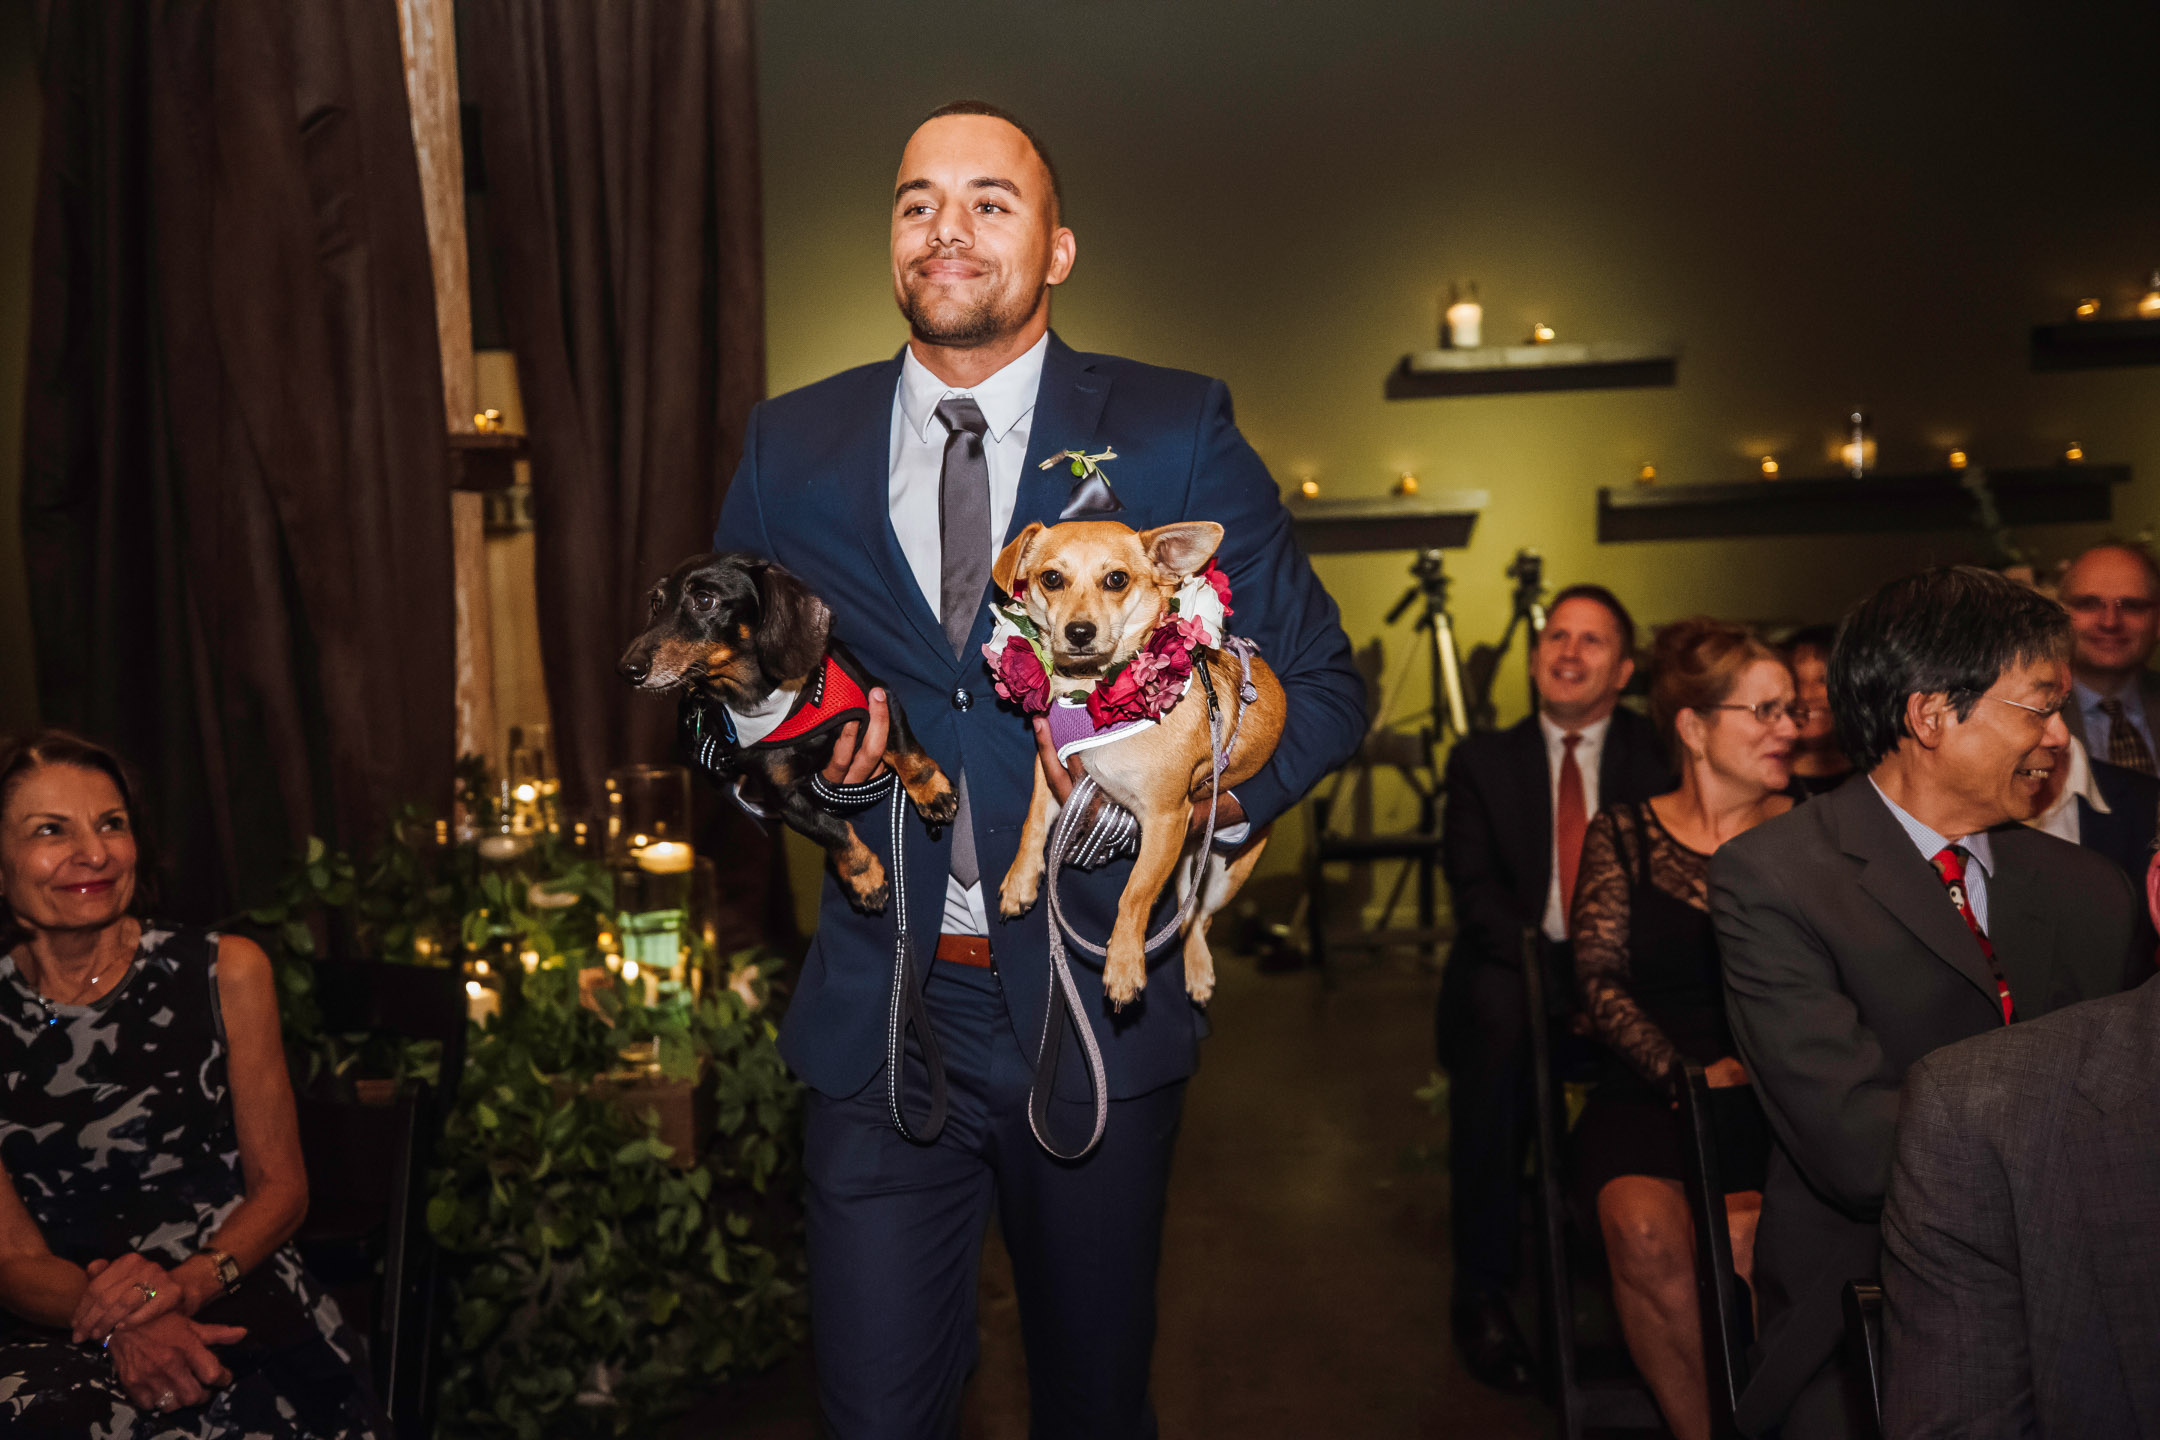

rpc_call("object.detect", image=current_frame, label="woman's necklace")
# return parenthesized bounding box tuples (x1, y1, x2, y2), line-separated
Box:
(14, 928, 134, 1026)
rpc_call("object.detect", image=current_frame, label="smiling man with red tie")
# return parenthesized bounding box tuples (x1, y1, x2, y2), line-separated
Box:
(1436, 585, 1672, 1390)
(1710, 566, 2147, 1440)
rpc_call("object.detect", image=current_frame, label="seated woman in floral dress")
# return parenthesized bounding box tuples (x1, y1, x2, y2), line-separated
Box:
(0, 730, 385, 1439)
(1569, 620, 1799, 1440)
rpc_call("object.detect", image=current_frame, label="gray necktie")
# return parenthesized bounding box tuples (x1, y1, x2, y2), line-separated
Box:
(935, 396, 991, 887)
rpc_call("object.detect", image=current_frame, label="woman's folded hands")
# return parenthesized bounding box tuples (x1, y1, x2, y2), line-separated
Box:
(72, 1253, 184, 1343)
(107, 1312, 248, 1413)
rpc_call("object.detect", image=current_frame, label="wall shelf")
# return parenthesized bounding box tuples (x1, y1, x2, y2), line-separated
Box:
(1291, 491, 1488, 553)
(1387, 342, 1677, 399)
(1597, 465, 2129, 543)
(2030, 318, 2160, 371)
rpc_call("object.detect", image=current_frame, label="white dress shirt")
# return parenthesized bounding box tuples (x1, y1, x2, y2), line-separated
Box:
(1540, 711, 1611, 942)
(1871, 779, 1994, 932)
(889, 335, 1049, 936)
(2026, 734, 2111, 847)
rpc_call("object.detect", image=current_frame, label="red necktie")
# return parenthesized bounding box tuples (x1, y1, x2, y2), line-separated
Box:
(1556, 733, 1587, 918)
(1929, 845, 2014, 1025)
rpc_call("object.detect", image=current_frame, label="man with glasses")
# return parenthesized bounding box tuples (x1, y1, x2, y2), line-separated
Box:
(2057, 542, 2160, 775)
(1708, 566, 2144, 1440)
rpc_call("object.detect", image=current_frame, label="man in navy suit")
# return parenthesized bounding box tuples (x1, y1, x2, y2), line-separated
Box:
(712, 102, 1363, 1438)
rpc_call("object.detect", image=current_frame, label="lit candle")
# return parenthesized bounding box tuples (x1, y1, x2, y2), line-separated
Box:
(635, 841, 694, 875)
(1759, 456, 1780, 478)
(1530, 323, 1556, 344)
(2139, 271, 2160, 318)
(2065, 442, 2085, 463)
(464, 979, 500, 1027)
(1298, 478, 1320, 499)
(1839, 411, 1876, 478)
(1947, 450, 1969, 471)
(1444, 285, 1483, 349)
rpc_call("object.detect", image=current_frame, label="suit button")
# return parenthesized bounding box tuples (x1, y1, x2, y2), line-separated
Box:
(953, 687, 973, 712)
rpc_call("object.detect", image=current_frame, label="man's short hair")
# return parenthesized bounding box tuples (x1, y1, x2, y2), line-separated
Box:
(1829, 566, 2071, 771)
(1547, 583, 1637, 657)
(2063, 540, 2160, 597)
(921, 100, 1063, 217)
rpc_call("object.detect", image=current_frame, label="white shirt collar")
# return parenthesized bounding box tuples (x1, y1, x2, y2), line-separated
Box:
(1870, 778, 1996, 878)
(2029, 734, 2111, 832)
(1539, 710, 1614, 750)
(897, 332, 1050, 446)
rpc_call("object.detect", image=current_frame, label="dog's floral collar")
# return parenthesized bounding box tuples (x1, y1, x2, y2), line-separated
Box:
(982, 563, 1235, 730)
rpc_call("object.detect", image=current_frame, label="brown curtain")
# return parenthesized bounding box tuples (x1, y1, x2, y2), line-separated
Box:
(467, 1, 790, 947)
(465, 0, 764, 812)
(21, 0, 456, 918)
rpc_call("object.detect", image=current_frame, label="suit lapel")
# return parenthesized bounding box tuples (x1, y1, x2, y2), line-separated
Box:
(844, 352, 952, 662)
(1516, 718, 1554, 897)
(1979, 836, 2058, 1016)
(2072, 981, 2160, 1430)
(1833, 780, 2006, 1009)
(1010, 333, 1112, 541)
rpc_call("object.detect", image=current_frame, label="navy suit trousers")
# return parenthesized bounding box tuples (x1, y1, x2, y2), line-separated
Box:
(804, 958, 1186, 1440)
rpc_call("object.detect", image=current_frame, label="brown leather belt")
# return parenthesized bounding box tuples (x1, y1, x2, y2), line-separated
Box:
(935, 934, 993, 969)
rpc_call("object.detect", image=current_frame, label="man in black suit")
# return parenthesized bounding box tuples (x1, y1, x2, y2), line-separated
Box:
(2058, 542, 2160, 774)
(1709, 567, 2143, 1440)
(1437, 585, 1672, 1389)
(2027, 733, 2160, 885)
(1883, 908, 2160, 1437)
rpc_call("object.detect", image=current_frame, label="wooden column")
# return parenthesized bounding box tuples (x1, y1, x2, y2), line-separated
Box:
(395, 0, 498, 773)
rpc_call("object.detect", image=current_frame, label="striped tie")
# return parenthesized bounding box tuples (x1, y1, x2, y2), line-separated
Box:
(2098, 698, 2156, 776)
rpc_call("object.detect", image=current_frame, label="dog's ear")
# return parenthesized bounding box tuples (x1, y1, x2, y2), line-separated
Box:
(1139, 521, 1224, 579)
(993, 522, 1044, 597)
(751, 561, 832, 684)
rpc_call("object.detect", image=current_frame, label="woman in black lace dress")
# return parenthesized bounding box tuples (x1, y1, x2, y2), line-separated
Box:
(0, 732, 385, 1439)
(1569, 621, 1799, 1440)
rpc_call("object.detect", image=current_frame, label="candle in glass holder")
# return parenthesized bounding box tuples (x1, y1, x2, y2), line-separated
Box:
(1839, 411, 1876, 478)
(2139, 271, 2160, 318)
(464, 979, 501, 1027)
(1444, 284, 1482, 349)
(617, 839, 693, 987)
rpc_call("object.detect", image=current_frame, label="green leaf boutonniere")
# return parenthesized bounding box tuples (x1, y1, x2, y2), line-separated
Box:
(1039, 446, 1118, 482)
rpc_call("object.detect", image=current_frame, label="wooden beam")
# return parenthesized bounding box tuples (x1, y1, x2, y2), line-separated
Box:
(395, 0, 498, 773)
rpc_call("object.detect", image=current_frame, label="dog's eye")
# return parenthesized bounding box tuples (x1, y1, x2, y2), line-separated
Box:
(1103, 571, 1128, 592)
(1040, 570, 1066, 592)
(690, 591, 716, 613)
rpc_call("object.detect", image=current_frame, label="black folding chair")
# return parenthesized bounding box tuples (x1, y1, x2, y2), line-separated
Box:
(1676, 1063, 1773, 1440)
(292, 958, 467, 1440)
(1843, 1281, 1886, 1440)
(1521, 929, 1664, 1439)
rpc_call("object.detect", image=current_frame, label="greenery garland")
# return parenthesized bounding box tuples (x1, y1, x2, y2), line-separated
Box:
(241, 814, 807, 1438)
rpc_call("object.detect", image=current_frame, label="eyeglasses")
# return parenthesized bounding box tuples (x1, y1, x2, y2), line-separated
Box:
(1706, 700, 1812, 726)
(2063, 596, 2158, 620)
(1979, 692, 2070, 722)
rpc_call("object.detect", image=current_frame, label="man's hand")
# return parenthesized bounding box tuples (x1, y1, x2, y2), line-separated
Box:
(1704, 1056, 1750, 1089)
(821, 689, 893, 786)
(73, 1254, 179, 1343)
(107, 1312, 246, 1414)
(1029, 718, 1246, 842)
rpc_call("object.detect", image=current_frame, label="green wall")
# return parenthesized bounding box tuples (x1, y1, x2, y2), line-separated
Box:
(758, 0, 2160, 877)
(0, 4, 37, 733)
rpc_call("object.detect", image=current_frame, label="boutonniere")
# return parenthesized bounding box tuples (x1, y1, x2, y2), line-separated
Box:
(1041, 446, 1125, 518)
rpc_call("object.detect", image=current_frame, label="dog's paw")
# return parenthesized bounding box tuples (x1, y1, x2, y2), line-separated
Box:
(914, 780, 960, 827)
(998, 867, 1040, 918)
(1185, 965, 1215, 1007)
(837, 845, 889, 913)
(1103, 938, 1148, 1007)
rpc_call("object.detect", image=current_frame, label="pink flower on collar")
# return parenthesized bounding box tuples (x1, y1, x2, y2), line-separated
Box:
(986, 635, 1051, 712)
(1202, 561, 1234, 616)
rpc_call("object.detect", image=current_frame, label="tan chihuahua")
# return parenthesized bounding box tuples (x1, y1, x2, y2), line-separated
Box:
(993, 519, 1286, 1006)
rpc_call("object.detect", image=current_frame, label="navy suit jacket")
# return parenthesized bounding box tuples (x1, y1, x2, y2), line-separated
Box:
(714, 333, 1364, 1102)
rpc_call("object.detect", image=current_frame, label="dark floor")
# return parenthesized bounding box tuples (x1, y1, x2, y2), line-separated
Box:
(674, 953, 1552, 1438)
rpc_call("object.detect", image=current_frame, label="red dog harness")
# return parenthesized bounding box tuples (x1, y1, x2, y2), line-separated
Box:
(681, 651, 873, 772)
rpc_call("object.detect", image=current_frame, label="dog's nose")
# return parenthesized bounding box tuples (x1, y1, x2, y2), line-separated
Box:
(619, 655, 651, 684)
(1064, 621, 1097, 649)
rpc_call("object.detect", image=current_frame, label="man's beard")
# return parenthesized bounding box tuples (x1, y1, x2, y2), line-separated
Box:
(900, 271, 1030, 348)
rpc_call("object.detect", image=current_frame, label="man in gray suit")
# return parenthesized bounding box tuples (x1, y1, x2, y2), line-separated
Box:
(2058, 542, 2160, 775)
(1882, 888, 2160, 1438)
(1709, 567, 2144, 1440)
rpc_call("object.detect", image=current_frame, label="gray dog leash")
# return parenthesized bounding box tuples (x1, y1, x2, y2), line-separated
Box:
(1027, 641, 1260, 1159)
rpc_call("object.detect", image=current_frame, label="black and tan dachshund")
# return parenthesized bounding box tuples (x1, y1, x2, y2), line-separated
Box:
(618, 552, 957, 912)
